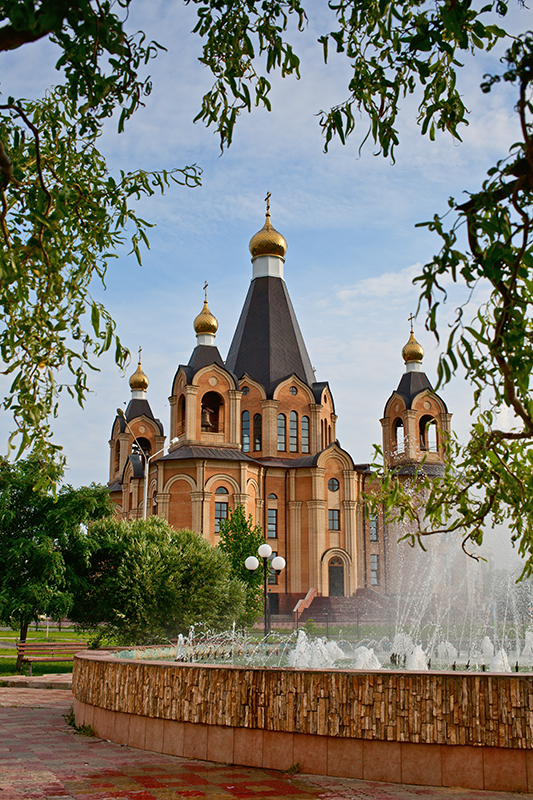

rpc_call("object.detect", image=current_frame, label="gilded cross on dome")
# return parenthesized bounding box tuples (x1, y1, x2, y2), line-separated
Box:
(129, 345, 149, 391)
(403, 314, 424, 364)
(194, 281, 218, 337)
(249, 193, 287, 259)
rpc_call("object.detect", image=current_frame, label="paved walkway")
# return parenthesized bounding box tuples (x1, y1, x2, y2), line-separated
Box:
(1, 673, 72, 690)
(1, 687, 532, 800)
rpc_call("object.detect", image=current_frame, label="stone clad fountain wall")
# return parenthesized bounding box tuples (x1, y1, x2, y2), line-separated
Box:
(73, 651, 533, 792)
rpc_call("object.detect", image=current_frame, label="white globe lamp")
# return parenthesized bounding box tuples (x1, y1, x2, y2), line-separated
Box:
(258, 543, 272, 558)
(245, 556, 259, 571)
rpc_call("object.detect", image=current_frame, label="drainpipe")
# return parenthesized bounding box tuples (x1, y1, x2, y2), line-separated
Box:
(382, 499, 388, 593)
(263, 466, 268, 538)
(285, 468, 289, 595)
(362, 472, 368, 587)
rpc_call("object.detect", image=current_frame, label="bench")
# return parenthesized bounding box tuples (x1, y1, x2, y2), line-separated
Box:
(16, 641, 87, 676)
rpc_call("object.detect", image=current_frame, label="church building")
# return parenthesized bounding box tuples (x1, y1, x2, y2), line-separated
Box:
(107, 201, 451, 613)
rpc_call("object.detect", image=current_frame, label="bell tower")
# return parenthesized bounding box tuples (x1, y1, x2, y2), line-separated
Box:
(169, 288, 242, 449)
(381, 319, 452, 474)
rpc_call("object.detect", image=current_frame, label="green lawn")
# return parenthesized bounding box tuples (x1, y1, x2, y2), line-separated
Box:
(0, 628, 88, 644)
(0, 657, 74, 678)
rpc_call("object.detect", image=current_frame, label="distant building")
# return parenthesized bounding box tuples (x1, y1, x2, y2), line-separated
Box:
(107, 201, 452, 614)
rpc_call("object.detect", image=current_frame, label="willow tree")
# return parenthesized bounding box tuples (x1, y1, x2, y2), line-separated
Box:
(370, 35, 533, 577)
(0, 1, 200, 464)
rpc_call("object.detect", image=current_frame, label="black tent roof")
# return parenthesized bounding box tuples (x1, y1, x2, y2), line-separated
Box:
(111, 397, 164, 438)
(388, 370, 447, 412)
(225, 276, 314, 394)
(187, 344, 225, 373)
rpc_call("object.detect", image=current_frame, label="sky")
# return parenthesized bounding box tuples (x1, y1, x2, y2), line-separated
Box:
(0, 0, 530, 563)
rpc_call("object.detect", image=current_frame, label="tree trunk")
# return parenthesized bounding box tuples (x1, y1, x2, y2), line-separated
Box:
(15, 617, 29, 671)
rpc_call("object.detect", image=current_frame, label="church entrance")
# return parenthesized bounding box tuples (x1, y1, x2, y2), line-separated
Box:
(329, 557, 344, 596)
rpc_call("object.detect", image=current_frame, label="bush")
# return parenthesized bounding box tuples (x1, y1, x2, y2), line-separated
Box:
(68, 517, 247, 644)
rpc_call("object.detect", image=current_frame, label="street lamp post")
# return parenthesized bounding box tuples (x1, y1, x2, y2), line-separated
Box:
(245, 543, 286, 640)
(116, 408, 178, 520)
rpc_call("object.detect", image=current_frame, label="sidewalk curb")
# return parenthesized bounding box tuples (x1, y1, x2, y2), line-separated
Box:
(0, 677, 72, 689)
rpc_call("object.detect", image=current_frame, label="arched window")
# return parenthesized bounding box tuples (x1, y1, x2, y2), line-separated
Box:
(393, 418, 405, 453)
(253, 413, 262, 451)
(242, 410, 250, 452)
(328, 424, 331, 445)
(215, 501, 228, 532)
(419, 415, 438, 452)
(178, 395, 186, 434)
(114, 440, 120, 472)
(201, 391, 223, 432)
(268, 493, 277, 499)
(277, 414, 286, 451)
(136, 437, 151, 461)
(321, 419, 325, 449)
(289, 411, 298, 452)
(214, 486, 229, 533)
(302, 416, 310, 453)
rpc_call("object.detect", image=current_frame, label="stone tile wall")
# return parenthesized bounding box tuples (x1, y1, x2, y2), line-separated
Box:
(73, 652, 533, 749)
(73, 695, 533, 792)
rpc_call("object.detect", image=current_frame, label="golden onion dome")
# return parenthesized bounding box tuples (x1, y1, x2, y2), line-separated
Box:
(129, 350, 149, 391)
(402, 320, 424, 363)
(249, 194, 287, 259)
(193, 292, 218, 336)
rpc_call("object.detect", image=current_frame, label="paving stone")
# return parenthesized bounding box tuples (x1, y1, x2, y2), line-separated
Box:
(0, 688, 532, 800)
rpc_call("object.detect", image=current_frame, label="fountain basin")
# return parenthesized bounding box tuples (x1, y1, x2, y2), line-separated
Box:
(73, 649, 533, 792)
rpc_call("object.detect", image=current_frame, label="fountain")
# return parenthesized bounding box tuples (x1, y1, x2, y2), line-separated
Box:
(72, 615, 533, 794)
(72, 555, 533, 793)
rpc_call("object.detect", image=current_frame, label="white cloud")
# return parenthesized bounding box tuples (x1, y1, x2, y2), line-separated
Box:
(337, 263, 422, 306)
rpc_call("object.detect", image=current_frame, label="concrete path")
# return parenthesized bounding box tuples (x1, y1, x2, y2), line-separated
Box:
(1, 673, 72, 690)
(1, 687, 531, 800)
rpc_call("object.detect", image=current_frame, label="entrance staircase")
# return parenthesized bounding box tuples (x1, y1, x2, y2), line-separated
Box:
(296, 589, 393, 626)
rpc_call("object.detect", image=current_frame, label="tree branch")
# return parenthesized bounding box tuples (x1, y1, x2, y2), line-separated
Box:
(0, 24, 52, 53)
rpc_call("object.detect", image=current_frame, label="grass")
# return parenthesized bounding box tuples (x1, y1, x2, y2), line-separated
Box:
(0, 626, 88, 675)
(0, 628, 88, 644)
(63, 706, 95, 736)
(0, 657, 74, 677)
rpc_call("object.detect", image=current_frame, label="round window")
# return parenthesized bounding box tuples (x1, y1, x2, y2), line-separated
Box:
(241, 386, 250, 395)
(328, 478, 339, 492)
(289, 386, 298, 395)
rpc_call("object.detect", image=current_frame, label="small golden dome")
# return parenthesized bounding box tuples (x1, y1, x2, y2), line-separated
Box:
(193, 286, 218, 336)
(129, 349, 149, 391)
(402, 318, 424, 363)
(249, 193, 287, 259)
